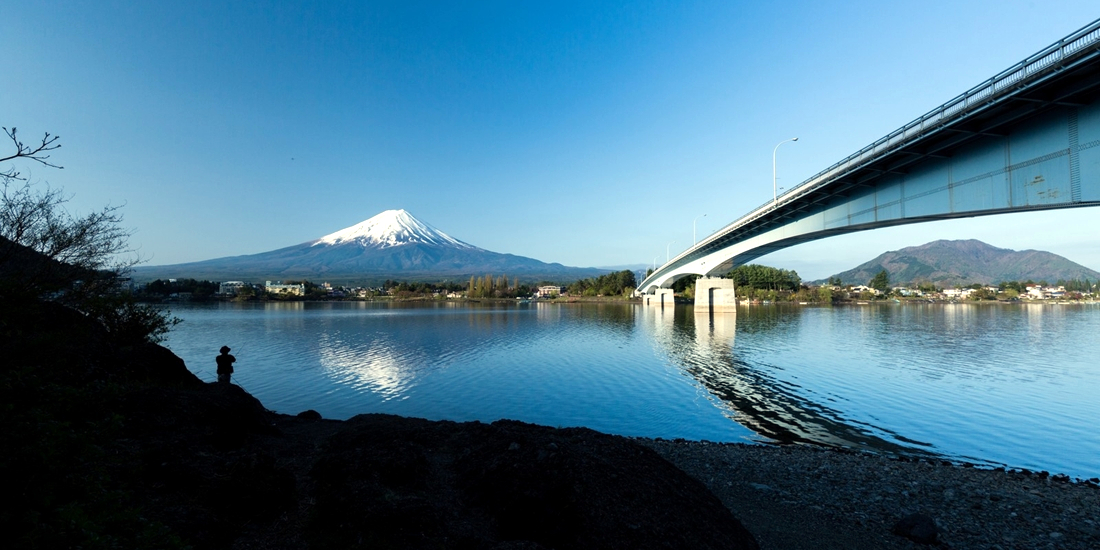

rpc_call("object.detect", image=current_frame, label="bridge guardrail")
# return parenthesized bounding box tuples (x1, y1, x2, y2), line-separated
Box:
(773, 17, 1100, 215)
(647, 17, 1100, 288)
(705, 19, 1100, 250)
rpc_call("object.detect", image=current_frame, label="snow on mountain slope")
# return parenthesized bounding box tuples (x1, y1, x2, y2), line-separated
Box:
(134, 208, 613, 282)
(313, 209, 477, 250)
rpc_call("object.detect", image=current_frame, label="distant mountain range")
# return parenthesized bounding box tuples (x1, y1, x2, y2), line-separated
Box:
(820, 239, 1100, 287)
(133, 210, 609, 284)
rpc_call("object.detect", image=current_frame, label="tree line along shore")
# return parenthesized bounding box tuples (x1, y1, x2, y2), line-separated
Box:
(134, 267, 1099, 306)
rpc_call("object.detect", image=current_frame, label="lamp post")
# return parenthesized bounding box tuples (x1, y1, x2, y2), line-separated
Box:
(693, 213, 707, 246)
(773, 137, 799, 208)
(666, 241, 675, 263)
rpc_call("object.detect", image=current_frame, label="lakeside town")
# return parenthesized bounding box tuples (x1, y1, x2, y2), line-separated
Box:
(134, 274, 1098, 305)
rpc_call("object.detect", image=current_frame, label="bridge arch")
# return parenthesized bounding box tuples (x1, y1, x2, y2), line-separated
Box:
(640, 18, 1100, 294)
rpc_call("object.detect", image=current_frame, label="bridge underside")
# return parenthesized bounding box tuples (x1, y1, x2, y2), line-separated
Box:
(640, 22, 1100, 295)
(643, 101, 1100, 292)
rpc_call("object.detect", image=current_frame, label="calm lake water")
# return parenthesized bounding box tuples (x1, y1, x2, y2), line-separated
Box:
(163, 301, 1100, 480)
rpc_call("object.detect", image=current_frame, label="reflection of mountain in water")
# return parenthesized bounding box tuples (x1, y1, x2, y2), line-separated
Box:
(644, 305, 936, 458)
(317, 302, 641, 402)
(316, 303, 530, 399)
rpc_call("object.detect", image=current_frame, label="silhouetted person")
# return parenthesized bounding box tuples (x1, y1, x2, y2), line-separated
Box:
(216, 345, 236, 384)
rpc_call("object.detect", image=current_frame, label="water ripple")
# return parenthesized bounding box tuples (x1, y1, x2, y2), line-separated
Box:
(163, 301, 1100, 479)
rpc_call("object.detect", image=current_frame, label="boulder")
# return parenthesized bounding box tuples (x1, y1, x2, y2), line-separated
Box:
(308, 414, 759, 550)
(892, 513, 938, 544)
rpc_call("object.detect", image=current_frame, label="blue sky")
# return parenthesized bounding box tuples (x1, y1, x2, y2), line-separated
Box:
(4, 1, 1099, 281)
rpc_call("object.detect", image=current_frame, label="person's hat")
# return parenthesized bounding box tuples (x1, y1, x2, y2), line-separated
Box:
(220, 346, 231, 353)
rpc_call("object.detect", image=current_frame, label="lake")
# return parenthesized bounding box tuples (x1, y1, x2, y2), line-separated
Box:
(162, 300, 1100, 480)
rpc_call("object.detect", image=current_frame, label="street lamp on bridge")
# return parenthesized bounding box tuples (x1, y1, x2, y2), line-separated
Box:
(666, 241, 675, 263)
(693, 213, 707, 246)
(773, 137, 799, 208)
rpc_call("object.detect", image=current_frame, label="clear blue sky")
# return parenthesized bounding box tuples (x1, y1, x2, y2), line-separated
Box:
(4, 1, 1099, 280)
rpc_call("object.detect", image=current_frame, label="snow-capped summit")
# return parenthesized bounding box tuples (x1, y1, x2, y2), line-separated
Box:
(313, 209, 476, 250)
(136, 208, 610, 283)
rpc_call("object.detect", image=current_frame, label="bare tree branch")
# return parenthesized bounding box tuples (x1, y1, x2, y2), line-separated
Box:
(1, 127, 172, 344)
(1, 127, 63, 181)
(0, 128, 138, 302)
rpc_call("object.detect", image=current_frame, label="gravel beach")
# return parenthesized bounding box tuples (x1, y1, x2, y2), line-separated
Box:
(641, 438, 1100, 549)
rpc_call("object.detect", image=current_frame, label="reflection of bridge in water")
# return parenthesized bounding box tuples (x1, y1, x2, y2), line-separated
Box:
(642, 305, 942, 459)
(640, 19, 1100, 308)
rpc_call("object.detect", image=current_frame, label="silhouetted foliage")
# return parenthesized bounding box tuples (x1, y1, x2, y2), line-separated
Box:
(1, 127, 177, 345)
(142, 278, 220, 300)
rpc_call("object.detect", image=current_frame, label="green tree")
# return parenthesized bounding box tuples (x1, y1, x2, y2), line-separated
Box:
(970, 288, 996, 301)
(567, 270, 637, 297)
(869, 269, 890, 293)
(235, 284, 257, 300)
(727, 264, 800, 291)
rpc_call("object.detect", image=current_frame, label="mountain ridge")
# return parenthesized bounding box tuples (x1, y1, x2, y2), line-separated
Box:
(820, 239, 1100, 287)
(134, 210, 608, 284)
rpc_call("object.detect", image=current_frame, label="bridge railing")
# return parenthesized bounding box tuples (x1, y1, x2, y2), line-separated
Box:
(791, 19, 1099, 204)
(766, 17, 1100, 217)
(695, 19, 1100, 252)
(648, 17, 1100, 287)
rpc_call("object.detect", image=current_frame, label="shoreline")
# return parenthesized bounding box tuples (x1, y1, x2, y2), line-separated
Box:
(641, 437, 1100, 549)
(151, 294, 1100, 306)
(9, 295, 1099, 548)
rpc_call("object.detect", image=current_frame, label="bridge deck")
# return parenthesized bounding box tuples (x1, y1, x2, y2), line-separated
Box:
(641, 18, 1100, 292)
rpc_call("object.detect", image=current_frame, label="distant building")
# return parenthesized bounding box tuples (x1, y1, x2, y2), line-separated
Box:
(1026, 284, 1066, 300)
(892, 287, 922, 297)
(219, 281, 248, 295)
(266, 280, 305, 296)
(942, 288, 974, 299)
(850, 285, 881, 296)
(535, 286, 564, 298)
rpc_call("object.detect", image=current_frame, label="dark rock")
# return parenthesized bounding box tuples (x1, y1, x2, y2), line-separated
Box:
(307, 414, 760, 550)
(119, 342, 205, 388)
(296, 409, 322, 420)
(892, 513, 938, 544)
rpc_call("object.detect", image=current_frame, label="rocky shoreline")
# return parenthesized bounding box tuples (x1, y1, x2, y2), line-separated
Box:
(643, 438, 1100, 549)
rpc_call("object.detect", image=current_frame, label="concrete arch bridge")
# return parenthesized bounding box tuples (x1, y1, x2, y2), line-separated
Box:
(639, 18, 1100, 310)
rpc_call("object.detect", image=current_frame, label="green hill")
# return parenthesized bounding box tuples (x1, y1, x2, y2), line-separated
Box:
(820, 239, 1100, 287)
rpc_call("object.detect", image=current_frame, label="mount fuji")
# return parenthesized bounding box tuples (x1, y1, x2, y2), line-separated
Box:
(134, 210, 608, 283)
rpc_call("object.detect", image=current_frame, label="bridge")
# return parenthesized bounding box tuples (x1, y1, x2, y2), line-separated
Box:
(639, 18, 1100, 309)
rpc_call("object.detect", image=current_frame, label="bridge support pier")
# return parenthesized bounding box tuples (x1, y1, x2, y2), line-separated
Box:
(694, 277, 737, 312)
(644, 288, 675, 306)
